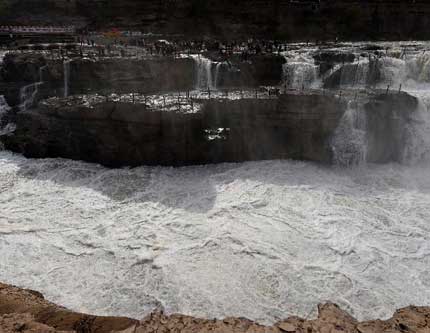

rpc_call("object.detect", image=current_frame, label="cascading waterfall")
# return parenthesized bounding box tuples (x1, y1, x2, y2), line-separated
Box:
(330, 92, 430, 166)
(0, 96, 10, 121)
(283, 58, 319, 89)
(378, 57, 406, 87)
(0, 51, 7, 64)
(328, 52, 430, 90)
(404, 52, 430, 85)
(331, 100, 368, 166)
(19, 65, 47, 112)
(63, 59, 71, 98)
(192, 55, 217, 90)
(337, 59, 371, 87)
(19, 83, 43, 112)
(0, 95, 14, 136)
(401, 92, 430, 164)
(214, 62, 224, 89)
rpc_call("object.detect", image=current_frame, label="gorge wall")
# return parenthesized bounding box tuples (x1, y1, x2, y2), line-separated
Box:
(0, 93, 347, 167)
(1, 90, 420, 168)
(0, 51, 423, 168)
(2, 0, 430, 41)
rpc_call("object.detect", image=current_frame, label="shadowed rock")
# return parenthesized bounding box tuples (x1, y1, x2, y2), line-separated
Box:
(364, 92, 419, 163)
(0, 92, 347, 167)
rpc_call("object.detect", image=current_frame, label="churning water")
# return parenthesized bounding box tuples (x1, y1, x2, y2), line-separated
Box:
(1, 42, 430, 324)
(0, 152, 430, 324)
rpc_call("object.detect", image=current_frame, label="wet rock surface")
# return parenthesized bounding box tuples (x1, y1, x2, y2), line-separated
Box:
(0, 53, 285, 107)
(0, 92, 347, 167)
(1, 282, 429, 333)
(364, 92, 419, 163)
(322, 58, 381, 89)
(1, 89, 420, 167)
(67, 58, 196, 95)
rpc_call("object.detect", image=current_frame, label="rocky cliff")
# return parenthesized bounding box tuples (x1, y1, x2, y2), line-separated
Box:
(0, 92, 347, 167)
(1, 90, 420, 167)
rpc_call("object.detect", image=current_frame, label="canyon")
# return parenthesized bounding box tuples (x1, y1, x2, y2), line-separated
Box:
(1, 25, 430, 333)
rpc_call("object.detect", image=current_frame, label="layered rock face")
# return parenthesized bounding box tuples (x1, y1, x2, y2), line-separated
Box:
(1, 93, 346, 167)
(323, 57, 381, 89)
(214, 54, 286, 88)
(3, 89, 420, 167)
(1, 282, 430, 333)
(0, 53, 285, 108)
(0, 54, 196, 107)
(1, 51, 423, 167)
(67, 58, 196, 95)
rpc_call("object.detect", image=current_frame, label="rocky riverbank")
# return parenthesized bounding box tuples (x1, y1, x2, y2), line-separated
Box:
(0, 282, 429, 333)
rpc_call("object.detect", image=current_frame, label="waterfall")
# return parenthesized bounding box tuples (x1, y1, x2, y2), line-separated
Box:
(378, 57, 406, 86)
(327, 53, 430, 90)
(331, 101, 368, 166)
(331, 91, 430, 166)
(19, 65, 47, 112)
(404, 53, 430, 86)
(0, 96, 10, 120)
(19, 82, 43, 112)
(63, 59, 71, 98)
(282, 57, 318, 89)
(0, 51, 7, 64)
(192, 55, 216, 90)
(372, 53, 430, 88)
(214, 62, 223, 89)
(337, 59, 370, 87)
(0, 95, 14, 136)
(401, 93, 430, 164)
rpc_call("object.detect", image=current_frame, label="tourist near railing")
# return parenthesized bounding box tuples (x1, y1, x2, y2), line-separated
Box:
(0, 26, 75, 34)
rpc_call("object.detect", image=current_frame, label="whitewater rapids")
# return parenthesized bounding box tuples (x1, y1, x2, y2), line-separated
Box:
(1, 41, 430, 324)
(0, 151, 429, 324)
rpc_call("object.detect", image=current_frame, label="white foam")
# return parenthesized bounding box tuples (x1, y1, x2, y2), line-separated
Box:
(191, 55, 217, 90)
(1, 41, 430, 324)
(0, 152, 429, 324)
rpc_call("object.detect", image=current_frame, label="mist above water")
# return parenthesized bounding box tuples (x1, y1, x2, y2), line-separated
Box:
(279, 42, 430, 166)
